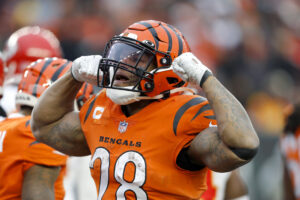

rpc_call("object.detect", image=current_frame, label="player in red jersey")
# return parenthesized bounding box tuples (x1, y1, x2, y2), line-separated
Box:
(31, 20, 259, 200)
(0, 57, 92, 200)
(200, 169, 249, 200)
(1, 26, 62, 115)
(281, 103, 300, 200)
(0, 54, 6, 119)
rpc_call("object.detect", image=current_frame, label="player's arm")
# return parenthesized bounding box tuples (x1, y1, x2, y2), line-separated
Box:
(22, 165, 60, 200)
(224, 170, 249, 200)
(172, 53, 259, 172)
(31, 56, 101, 156)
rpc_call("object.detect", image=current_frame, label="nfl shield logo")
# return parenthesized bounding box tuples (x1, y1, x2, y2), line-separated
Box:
(118, 121, 128, 133)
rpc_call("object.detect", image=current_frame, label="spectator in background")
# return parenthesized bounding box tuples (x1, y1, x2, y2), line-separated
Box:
(281, 103, 300, 200)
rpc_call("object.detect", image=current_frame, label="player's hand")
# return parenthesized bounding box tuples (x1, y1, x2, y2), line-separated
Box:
(171, 52, 212, 87)
(71, 55, 102, 85)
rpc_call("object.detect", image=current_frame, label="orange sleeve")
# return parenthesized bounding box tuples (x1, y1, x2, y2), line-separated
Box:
(19, 120, 67, 167)
(23, 142, 67, 167)
(175, 98, 217, 137)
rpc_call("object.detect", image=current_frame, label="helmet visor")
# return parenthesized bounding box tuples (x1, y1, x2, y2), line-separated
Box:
(99, 40, 155, 91)
(107, 41, 153, 70)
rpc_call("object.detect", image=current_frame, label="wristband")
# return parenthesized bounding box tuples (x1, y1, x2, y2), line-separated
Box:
(199, 70, 213, 88)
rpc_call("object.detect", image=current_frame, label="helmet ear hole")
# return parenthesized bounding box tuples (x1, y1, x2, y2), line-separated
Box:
(166, 77, 178, 84)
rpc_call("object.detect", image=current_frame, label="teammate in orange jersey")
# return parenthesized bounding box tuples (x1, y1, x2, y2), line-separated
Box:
(0, 57, 92, 200)
(281, 103, 300, 200)
(31, 20, 259, 200)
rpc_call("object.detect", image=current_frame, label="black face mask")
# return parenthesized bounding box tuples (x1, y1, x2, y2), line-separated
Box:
(98, 36, 165, 93)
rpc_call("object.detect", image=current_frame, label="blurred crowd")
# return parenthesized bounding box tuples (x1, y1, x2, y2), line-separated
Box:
(0, 0, 299, 199)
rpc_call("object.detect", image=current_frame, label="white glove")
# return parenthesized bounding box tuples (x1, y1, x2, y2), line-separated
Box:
(71, 55, 102, 85)
(171, 52, 212, 87)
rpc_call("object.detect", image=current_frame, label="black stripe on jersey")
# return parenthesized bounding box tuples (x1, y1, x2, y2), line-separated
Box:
(161, 24, 172, 52)
(166, 24, 183, 56)
(191, 104, 212, 121)
(84, 97, 97, 123)
(25, 120, 30, 127)
(82, 82, 88, 95)
(204, 115, 216, 120)
(51, 61, 70, 82)
(32, 58, 54, 97)
(138, 22, 159, 50)
(173, 97, 206, 136)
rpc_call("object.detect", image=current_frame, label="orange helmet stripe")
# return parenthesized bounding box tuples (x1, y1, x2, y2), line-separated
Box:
(32, 58, 54, 97)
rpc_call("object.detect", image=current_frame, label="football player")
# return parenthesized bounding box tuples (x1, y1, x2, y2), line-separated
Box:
(1, 26, 62, 114)
(281, 103, 300, 200)
(0, 57, 92, 200)
(31, 20, 260, 199)
(0, 54, 6, 119)
(200, 169, 249, 200)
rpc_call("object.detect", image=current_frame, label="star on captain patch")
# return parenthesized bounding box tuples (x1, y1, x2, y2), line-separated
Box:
(118, 121, 128, 133)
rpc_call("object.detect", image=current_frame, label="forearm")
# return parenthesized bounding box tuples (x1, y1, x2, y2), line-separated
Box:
(202, 76, 259, 151)
(23, 185, 54, 200)
(22, 165, 60, 200)
(32, 70, 82, 129)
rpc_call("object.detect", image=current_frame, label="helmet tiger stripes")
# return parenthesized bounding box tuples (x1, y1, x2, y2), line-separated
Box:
(99, 20, 191, 98)
(124, 20, 190, 67)
(16, 57, 93, 110)
(16, 57, 70, 108)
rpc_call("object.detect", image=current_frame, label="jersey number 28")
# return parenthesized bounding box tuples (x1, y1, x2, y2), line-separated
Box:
(90, 147, 148, 200)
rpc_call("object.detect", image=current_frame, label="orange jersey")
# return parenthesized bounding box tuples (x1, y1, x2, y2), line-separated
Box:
(281, 127, 300, 200)
(79, 90, 217, 200)
(0, 115, 67, 200)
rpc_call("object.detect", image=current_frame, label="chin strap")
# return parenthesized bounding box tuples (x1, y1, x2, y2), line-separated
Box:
(136, 87, 195, 101)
